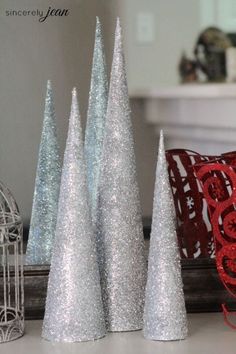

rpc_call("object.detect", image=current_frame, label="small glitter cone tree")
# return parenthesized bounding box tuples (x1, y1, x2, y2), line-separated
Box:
(143, 130, 188, 341)
(26, 80, 61, 265)
(42, 89, 106, 342)
(84, 17, 108, 223)
(97, 18, 146, 332)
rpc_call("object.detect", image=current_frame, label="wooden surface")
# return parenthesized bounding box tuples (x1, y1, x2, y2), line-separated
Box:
(21, 258, 236, 320)
(1, 233, 235, 319)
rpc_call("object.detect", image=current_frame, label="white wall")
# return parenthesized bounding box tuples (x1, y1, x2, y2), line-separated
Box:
(119, 0, 200, 92)
(0, 0, 114, 221)
(0, 0, 215, 220)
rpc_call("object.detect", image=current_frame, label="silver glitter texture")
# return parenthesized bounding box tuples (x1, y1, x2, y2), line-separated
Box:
(97, 18, 146, 332)
(26, 80, 61, 265)
(84, 17, 108, 223)
(143, 131, 188, 341)
(42, 89, 106, 342)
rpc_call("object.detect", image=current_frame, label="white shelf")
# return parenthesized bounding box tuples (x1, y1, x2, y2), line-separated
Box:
(132, 82, 236, 154)
(2, 314, 236, 354)
(130, 83, 236, 99)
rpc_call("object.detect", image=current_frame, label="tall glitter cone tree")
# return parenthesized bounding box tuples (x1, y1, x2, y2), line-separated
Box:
(97, 18, 146, 332)
(143, 130, 188, 341)
(26, 80, 61, 265)
(42, 88, 106, 343)
(84, 17, 108, 223)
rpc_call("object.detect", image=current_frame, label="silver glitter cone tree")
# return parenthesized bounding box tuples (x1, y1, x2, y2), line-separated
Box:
(42, 88, 106, 343)
(97, 18, 146, 332)
(26, 80, 61, 265)
(143, 131, 188, 341)
(84, 17, 108, 223)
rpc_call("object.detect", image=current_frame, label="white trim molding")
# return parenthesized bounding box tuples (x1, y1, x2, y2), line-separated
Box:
(131, 84, 236, 154)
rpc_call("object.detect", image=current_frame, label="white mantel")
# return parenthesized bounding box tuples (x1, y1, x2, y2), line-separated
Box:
(130, 83, 236, 155)
(130, 83, 236, 99)
(3, 314, 236, 354)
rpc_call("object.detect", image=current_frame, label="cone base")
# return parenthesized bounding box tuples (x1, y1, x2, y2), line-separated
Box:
(24, 258, 50, 266)
(41, 331, 106, 343)
(108, 324, 143, 333)
(143, 331, 188, 341)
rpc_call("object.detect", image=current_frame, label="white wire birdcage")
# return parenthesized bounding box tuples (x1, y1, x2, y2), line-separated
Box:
(0, 181, 24, 343)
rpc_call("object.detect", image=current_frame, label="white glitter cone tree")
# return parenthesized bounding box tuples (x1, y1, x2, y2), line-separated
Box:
(97, 19, 146, 332)
(26, 80, 61, 265)
(84, 17, 108, 223)
(42, 89, 106, 342)
(143, 131, 188, 341)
